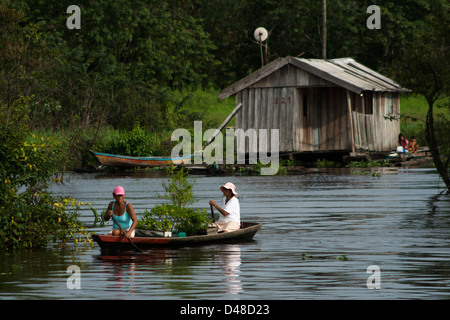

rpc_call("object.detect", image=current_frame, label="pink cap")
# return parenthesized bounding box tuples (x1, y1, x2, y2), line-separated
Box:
(113, 186, 125, 196)
(220, 182, 238, 196)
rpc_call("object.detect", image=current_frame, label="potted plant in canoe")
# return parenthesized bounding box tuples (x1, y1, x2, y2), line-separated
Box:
(136, 204, 210, 237)
(136, 166, 211, 237)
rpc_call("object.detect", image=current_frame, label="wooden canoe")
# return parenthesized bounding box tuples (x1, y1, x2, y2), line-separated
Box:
(90, 151, 193, 168)
(92, 222, 261, 250)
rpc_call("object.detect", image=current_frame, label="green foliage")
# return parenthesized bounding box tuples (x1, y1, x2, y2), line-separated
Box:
(137, 205, 209, 235)
(197, 0, 442, 86)
(103, 122, 155, 156)
(138, 165, 210, 235)
(336, 255, 348, 261)
(1, 195, 92, 248)
(177, 208, 210, 236)
(0, 97, 90, 249)
(160, 166, 195, 208)
(171, 88, 236, 128)
(1, 0, 216, 133)
(137, 205, 180, 232)
(315, 159, 335, 168)
(393, 6, 450, 190)
(400, 94, 449, 151)
(345, 160, 388, 168)
(346, 159, 387, 177)
(89, 204, 105, 227)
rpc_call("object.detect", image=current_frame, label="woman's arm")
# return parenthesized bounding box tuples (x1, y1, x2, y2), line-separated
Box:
(126, 203, 138, 238)
(104, 201, 113, 221)
(209, 200, 229, 216)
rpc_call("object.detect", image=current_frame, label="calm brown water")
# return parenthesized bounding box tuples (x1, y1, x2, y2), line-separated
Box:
(1, 168, 449, 300)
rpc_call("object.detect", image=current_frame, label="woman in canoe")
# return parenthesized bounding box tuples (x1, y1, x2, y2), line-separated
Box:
(104, 186, 138, 238)
(209, 182, 240, 233)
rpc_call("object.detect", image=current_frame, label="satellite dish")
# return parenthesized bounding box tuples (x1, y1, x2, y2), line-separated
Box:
(254, 27, 268, 42)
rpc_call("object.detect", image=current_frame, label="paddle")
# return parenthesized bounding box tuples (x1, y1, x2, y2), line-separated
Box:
(210, 204, 215, 222)
(110, 214, 143, 254)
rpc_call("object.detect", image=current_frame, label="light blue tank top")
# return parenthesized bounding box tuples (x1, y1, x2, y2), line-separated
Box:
(112, 201, 132, 230)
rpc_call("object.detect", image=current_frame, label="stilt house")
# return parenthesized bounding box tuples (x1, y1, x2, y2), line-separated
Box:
(218, 56, 410, 155)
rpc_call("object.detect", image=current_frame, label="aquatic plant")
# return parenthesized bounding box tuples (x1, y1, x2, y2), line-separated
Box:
(336, 255, 348, 261)
(345, 159, 388, 168)
(137, 166, 210, 235)
(315, 159, 334, 168)
(137, 205, 209, 235)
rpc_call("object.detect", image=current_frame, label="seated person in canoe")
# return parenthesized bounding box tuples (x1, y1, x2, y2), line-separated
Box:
(103, 186, 138, 238)
(209, 182, 240, 233)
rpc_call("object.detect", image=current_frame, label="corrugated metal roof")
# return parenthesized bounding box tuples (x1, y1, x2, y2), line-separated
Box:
(295, 57, 408, 93)
(219, 56, 410, 99)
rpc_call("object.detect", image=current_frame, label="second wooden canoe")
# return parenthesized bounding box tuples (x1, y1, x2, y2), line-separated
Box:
(91, 151, 193, 168)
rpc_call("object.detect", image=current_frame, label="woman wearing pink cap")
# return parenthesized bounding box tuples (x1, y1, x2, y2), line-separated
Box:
(103, 186, 138, 238)
(209, 182, 240, 232)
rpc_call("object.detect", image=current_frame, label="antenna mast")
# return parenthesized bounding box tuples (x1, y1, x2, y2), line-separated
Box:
(322, 0, 327, 59)
(254, 27, 268, 67)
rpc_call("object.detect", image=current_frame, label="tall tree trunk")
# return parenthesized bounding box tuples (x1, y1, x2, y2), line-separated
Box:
(425, 99, 450, 191)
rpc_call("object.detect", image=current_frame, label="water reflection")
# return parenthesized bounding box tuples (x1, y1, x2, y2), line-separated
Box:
(218, 245, 242, 296)
(1, 169, 450, 299)
(94, 245, 244, 298)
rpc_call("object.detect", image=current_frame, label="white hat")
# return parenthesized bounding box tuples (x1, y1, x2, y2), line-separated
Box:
(220, 182, 238, 196)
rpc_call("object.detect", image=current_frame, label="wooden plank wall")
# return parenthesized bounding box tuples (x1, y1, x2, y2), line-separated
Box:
(320, 87, 351, 151)
(232, 64, 400, 154)
(373, 92, 400, 151)
(235, 86, 353, 153)
(236, 87, 297, 153)
(352, 112, 374, 150)
(351, 91, 400, 151)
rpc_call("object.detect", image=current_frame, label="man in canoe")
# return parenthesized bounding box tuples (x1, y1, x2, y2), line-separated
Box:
(209, 182, 240, 233)
(104, 186, 138, 238)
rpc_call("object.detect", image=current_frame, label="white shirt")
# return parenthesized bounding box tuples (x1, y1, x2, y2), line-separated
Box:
(219, 196, 240, 224)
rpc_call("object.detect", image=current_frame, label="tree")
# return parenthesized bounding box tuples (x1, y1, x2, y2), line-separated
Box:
(2, 0, 216, 132)
(0, 97, 90, 248)
(137, 166, 210, 235)
(394, 8, 450, 192)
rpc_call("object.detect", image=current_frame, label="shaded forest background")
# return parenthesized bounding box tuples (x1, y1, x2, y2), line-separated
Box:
(0, 0, 448, 167)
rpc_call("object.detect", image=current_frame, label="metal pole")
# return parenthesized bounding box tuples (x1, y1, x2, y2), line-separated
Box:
(322, 0, 327, 59)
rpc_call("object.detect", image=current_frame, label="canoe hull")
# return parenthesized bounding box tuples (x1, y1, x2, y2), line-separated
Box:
(90, 151, 193, 168)
(92, 222, 261, 251)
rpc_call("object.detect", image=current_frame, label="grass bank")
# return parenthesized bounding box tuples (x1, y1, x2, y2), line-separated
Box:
(33, 88, 236, 170)
(399, 93, 448, 148)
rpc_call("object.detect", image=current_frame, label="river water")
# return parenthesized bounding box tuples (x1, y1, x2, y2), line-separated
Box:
(1, 168, 450, 300)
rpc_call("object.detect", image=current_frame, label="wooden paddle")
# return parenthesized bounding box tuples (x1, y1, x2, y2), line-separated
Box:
(210, 204, 215, 222)
(110, 215, 143, 254)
